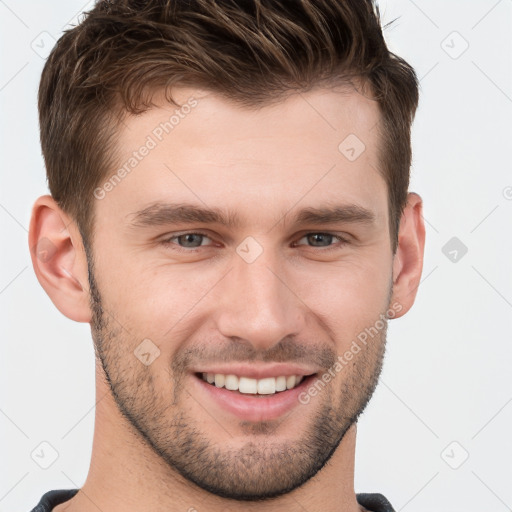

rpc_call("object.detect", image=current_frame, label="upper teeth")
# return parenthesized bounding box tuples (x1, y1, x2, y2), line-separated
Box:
(201, 373, 305, 394)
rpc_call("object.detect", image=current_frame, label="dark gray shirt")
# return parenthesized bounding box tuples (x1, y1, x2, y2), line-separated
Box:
(30, 489, 396, 511)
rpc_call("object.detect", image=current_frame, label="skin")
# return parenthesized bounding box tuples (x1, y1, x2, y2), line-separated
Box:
(29, 84, 425, 512)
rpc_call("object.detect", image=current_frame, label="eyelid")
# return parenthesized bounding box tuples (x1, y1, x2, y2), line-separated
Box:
(160, 230, 350, 252)
(161, 230, 215, 247)
(293, 232, 350, 250)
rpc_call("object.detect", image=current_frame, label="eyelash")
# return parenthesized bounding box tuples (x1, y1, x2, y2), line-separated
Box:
(160, 231, 349, 253)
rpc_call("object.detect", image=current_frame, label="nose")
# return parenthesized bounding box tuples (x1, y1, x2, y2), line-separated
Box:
(214, 248, 307, 352)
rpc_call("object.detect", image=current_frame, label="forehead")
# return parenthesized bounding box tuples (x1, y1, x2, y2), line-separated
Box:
(125, 84, 381, 156)
(99, 85, 387, 230)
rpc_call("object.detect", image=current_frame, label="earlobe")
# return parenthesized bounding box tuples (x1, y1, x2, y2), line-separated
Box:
(390, 192, 426, 318)
(28, 195, 92, 323)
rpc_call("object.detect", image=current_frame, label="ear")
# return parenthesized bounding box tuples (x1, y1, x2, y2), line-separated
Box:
(28, 195, 92, 322)
(390, 192, 426, 318)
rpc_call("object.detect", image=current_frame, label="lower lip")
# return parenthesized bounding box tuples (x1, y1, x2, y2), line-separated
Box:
(192, 373, 316, 422)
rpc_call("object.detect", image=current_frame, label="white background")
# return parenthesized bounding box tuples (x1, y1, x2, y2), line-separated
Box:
(1, 1, 511, 511)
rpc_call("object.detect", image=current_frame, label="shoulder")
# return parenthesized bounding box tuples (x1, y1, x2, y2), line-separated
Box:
(29, 489, 79, 512)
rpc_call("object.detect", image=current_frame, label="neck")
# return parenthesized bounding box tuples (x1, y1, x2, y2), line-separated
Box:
(55, 367, 365, 512)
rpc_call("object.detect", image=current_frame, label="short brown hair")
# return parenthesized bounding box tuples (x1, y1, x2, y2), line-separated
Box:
(38, 0, 419, 253)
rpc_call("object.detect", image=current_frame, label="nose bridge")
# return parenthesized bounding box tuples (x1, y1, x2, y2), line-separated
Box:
(215, 246, 304, 350)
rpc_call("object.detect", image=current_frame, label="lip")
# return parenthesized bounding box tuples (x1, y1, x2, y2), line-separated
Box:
(192, 372, 316, 422)
(189, 363, 318, 380)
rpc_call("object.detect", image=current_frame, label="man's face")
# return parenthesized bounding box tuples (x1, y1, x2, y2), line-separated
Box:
(88, 86, 395, 500)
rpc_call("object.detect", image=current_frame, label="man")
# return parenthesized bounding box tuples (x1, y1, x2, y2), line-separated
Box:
(28, 0, 425, 511)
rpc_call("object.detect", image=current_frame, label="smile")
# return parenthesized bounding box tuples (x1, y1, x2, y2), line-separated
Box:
(198, 372, 309, 395)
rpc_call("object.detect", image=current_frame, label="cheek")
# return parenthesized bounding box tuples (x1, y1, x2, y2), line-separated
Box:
(97, 259, 220, 342)
(297, 258, 392, 332)
(95, 235, 392, 344)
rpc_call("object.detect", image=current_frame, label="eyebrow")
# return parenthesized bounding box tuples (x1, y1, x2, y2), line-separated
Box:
(127, 202, 376, 230)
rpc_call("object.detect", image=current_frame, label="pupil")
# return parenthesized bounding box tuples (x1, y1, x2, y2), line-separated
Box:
(309, 233, 331, 246)
(181, 234, 201, 247)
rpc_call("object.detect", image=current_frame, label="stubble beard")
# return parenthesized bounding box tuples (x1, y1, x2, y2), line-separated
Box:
(86, 254, 389, 501)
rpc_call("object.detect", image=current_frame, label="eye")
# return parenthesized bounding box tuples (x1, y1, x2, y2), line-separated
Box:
(161, 232, 214, 250)
(294, 233, 349, 250)
(160, 231, 349, 253)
